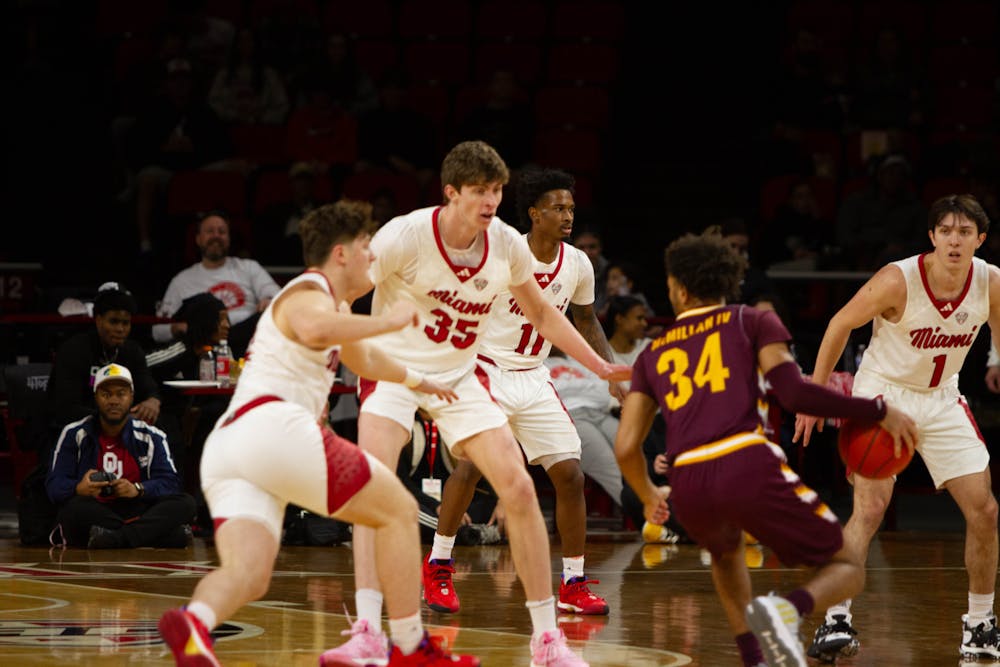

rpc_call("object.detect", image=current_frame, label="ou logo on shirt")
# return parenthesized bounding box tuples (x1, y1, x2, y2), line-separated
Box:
(102, 451, 124, 478)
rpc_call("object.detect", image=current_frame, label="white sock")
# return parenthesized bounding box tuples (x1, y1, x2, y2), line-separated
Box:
(526, 596, 557, 637)
(388, 612, 423, 655)
(430, 533, 455, 562)
(186, 601, 217, 631)
(826, 599, 852, 623)
(969, 592, 995, 624)
(355, 589, 383, 630)
(562, 555, 585, 581)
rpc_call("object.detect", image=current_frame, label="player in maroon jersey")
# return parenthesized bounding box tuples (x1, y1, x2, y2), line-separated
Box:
(614, 231, 918, 667)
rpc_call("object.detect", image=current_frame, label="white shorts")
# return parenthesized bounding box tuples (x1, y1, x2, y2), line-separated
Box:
(200, 399, 373, 541)
(478, 362, 581, 465)
(854, 371, 989, 489)
(359, 366, 508, 457)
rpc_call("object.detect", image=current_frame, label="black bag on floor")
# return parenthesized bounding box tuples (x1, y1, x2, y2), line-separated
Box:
(282, 505, 351, 546)
(17, 463, 59, 546)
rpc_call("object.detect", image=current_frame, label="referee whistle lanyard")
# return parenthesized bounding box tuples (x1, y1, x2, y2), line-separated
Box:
(424, 420, 439, 478)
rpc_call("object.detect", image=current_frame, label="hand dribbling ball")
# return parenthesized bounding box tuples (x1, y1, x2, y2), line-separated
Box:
(838, 418, 912, 479)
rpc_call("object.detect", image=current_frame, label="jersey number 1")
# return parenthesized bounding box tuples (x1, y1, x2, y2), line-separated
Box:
(929, 353, 946, 388)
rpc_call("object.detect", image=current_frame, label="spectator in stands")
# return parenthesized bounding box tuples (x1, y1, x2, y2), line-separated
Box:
(255, 162, 326, 266)
(761, 178, 832, 269)
(456, 69, 533, 170)
(770, 26, 845, 131)
(544, 349, 624, 508)
(291, 32, 378, 115)
(46, 363, 195, 549)
(285, 70, 359, 184)
(574, 229, 610, 314)
(47, 283, 161, 434)
(207, 26, 289, 125)
(126, 57, 233, 254)
(147, 292, 229, 382)
(852, 26, 925, 131)
(371, 187, 399, 226)
(710, 218, 775, 305)
(147, 292, 229, 532)
(165, 0, 235, 77)
(602, 295, 683, 543)
(605, 296, 653, 373)
(355, 68, 439, 198)
(598, 260, 653, 320)
(835, 153, 926, 270)
(153, 211, 280, 357)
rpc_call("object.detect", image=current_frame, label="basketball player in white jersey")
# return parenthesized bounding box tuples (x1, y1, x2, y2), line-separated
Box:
(423, 167, 626, 618)
(158, 201, 479, 667)
(322, 142, 631, 667)
(794, 194, 1000, 662)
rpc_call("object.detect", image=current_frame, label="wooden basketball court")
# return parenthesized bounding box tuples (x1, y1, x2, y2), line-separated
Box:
(0, 529, 976, 666)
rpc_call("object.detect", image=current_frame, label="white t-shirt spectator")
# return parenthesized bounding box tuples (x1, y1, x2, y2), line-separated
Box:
(153, 258, 280, 343)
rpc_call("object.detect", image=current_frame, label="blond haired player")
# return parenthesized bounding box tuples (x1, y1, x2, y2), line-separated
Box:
(321, 142, 631, 667)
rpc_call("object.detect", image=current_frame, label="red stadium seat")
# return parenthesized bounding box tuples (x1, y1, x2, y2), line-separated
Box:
(474, 42, 544, 87)
(397, 0, 471, 40)
(322, 0, 394, 39)
(551, 1, 626, 42)
(475, 0, 549, 42)
(533, 128, 603, 175)
(545, 43, 620, 84)
(229, 124, 290, 167)
(403, 42, 472, 86)
(534, 85, 611, 129)
(167, 170, 248, 218)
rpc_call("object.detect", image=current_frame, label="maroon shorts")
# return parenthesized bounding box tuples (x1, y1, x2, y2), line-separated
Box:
(670, 443, 843, 566)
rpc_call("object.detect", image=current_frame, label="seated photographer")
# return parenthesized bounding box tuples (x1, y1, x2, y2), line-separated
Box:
(45, 363, 196, 549)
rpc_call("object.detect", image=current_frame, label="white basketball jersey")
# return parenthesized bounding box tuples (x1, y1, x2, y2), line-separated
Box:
(369, 207, 534, 375)
(861, 254, 989, 391)
(478, 239, 595, 370)
(231, 271, 340, 421)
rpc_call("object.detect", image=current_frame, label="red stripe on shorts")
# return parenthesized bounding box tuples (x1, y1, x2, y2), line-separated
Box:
(322, 425, 372, 514)
(959, 397, 987, 444)
(221, 395, 283, 426)
(358, 377, 378, 406)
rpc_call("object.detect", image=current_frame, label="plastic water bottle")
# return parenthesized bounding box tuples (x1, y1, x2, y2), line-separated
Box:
(198, 346, 216, 382)
(215, 339, 232, 388)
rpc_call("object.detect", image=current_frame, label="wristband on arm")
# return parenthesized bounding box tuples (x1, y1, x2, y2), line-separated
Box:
(403, 368, 424, 389)
(765, 361, 886, 422)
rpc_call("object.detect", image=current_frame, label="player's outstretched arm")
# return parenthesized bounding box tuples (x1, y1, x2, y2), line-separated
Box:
(511, 279, 631, 381)
(793, 265, 906, 445)
(339, 340, 457, 403)
(985, 265, 1000, 393)
(569, 302, 628, 403)
(283, 289, 420, 347)
(614, 392, 669, 525)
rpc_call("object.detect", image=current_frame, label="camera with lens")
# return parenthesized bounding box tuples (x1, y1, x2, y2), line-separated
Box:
(89, 470, 117, 497)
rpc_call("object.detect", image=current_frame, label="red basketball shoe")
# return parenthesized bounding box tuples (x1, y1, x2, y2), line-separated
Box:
(557, 577, 609, 615)
(388, 632, 479, 666)
(422, 554, 460, 613)
(158, 607, 220, 667)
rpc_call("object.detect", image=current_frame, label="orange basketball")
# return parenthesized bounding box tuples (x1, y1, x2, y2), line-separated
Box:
(837, 418, 912, 479)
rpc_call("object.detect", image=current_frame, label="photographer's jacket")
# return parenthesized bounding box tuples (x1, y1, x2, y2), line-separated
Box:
(45, 415, 181, 505)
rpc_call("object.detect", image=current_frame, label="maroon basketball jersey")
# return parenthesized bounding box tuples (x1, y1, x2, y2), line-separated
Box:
(631, 304, 791, 462)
